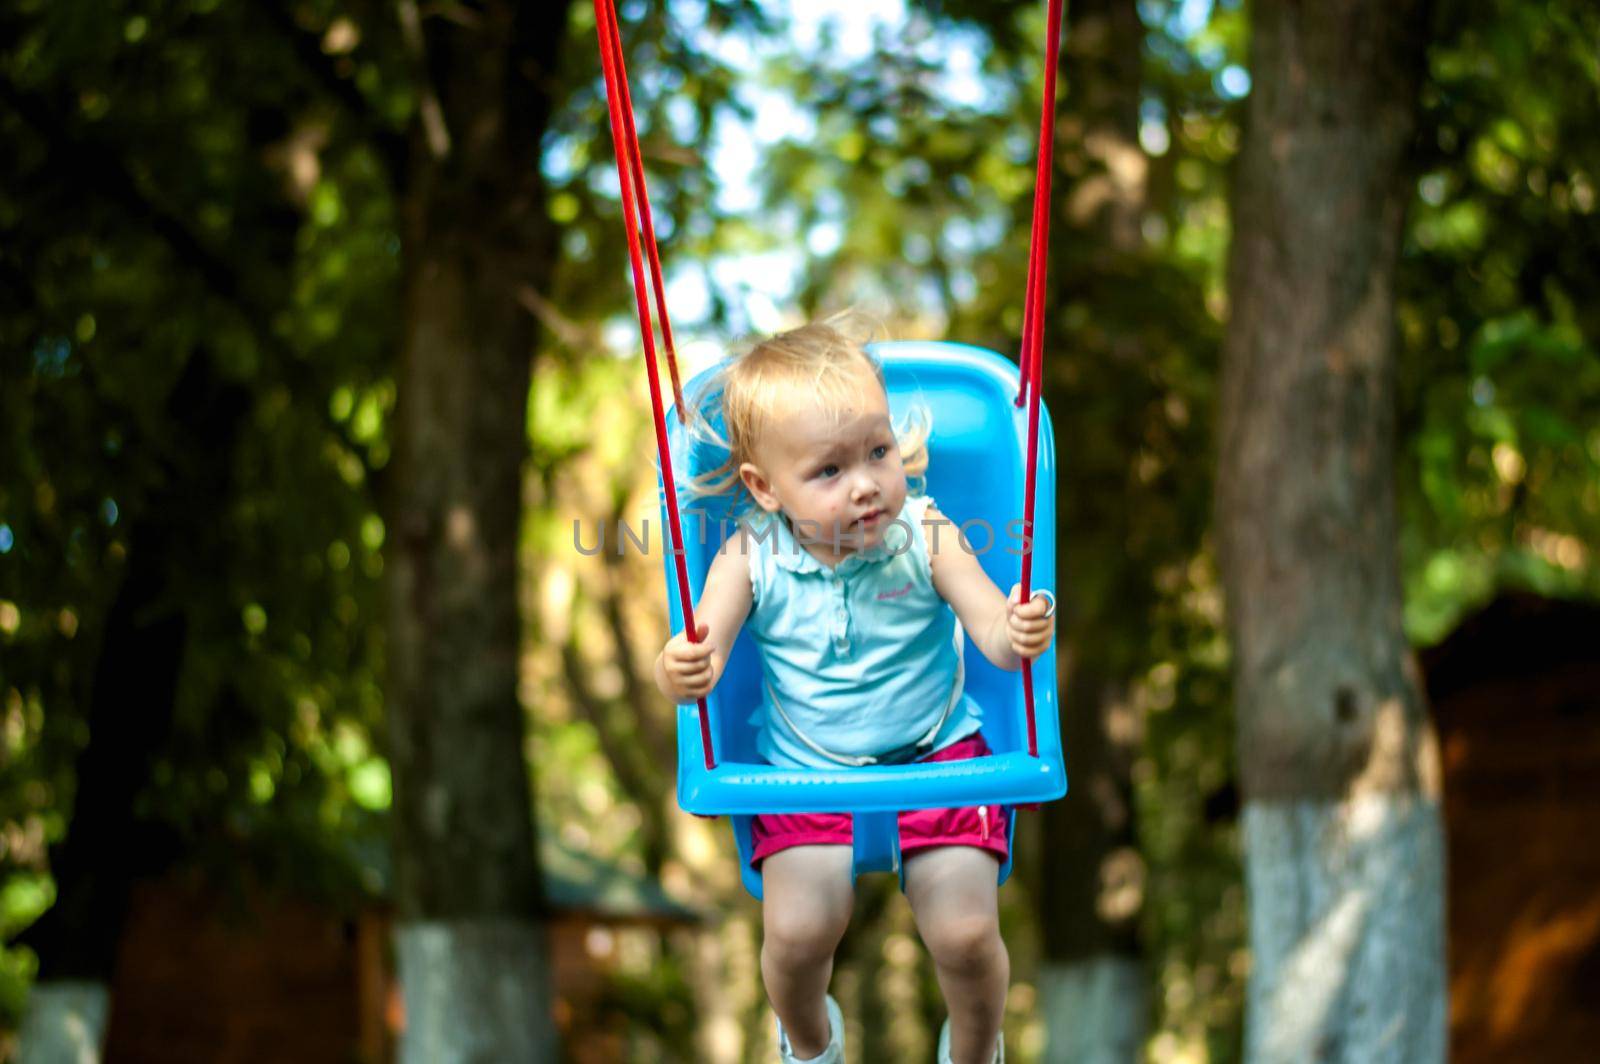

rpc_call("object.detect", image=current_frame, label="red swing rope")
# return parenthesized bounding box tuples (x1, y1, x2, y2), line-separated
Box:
(594, 0, 1063, 768)
(1016, 0, 1065, 758)
(594, 0, 713, 768)
(596, 0, 684, 413)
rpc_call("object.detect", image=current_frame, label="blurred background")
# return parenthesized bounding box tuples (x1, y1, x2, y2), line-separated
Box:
(1, 0, 1597, 1061)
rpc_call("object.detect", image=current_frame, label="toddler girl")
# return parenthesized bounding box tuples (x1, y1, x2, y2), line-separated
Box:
(653, 317, 1055, 1064)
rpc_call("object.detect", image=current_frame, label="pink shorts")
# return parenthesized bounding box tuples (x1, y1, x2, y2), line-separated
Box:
(750, 733, 1010, 869)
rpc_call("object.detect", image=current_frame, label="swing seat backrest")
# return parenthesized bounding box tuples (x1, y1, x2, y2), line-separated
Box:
(660, 340, 1067, 897)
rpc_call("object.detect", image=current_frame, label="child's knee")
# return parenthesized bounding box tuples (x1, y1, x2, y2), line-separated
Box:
(924, 911, 1005, 973)
(763, 899, 851, 967)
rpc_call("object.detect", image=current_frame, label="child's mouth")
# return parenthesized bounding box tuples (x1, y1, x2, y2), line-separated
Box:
(854, 509, 883, 528)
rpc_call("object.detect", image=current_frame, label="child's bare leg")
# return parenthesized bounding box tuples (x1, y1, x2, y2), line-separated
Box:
(761, 845, 854, 1059)
(905, 846, 1008, 1064)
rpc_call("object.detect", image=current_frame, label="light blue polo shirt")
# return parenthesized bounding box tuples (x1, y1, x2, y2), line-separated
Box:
(738, 493, 983, 770)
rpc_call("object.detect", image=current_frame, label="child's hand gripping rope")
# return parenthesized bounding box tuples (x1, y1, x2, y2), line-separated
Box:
(657, 622, 717, 703)
(1005, 585, 1056, 662)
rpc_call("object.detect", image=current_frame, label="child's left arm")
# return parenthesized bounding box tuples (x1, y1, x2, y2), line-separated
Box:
(923, 502, 1055, 671)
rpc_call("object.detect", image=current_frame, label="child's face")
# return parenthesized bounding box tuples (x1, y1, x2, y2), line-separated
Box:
(739, 384, 908, 565)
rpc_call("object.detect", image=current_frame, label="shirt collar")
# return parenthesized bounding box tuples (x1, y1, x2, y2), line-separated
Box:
(760, 504, 913, 577)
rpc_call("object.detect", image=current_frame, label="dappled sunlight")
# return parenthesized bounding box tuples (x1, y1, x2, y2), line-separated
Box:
(1486, 897, 1600, 1040)
(1096, 846, 1146, 923)
(1257, 888, 1373, 1061)
(1348, 697, 1413, 804)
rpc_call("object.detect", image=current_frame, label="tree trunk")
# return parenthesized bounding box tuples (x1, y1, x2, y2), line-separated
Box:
(1216, 3, 1445, 1062)
(1037, 665, 1146, 1064)
(383, 2, 571, 1060)
(1036, 0, 1150, 1058)
(16, 357, 244, 1064)
(16, 563, 182, 1064)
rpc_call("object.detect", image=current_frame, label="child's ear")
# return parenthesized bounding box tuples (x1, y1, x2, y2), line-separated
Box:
(739, 462, 782, 513)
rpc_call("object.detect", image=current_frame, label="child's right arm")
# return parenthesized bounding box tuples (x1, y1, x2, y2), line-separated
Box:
(653, 540, 753, 704)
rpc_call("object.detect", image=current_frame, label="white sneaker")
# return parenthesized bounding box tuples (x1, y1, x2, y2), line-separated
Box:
(777, 994, 844, 1064)
(936, 1018, 1004, 1064)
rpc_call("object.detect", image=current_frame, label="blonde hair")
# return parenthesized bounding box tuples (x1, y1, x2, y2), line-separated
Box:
(687, 312, 930, 509)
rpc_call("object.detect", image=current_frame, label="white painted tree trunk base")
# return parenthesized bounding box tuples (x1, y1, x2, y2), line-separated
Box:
(17, 981, 109, 1064)
(1242, 795, 1446, 1064)
(395, 918, 555, 1064)
(1036, 955, 1147, 1064)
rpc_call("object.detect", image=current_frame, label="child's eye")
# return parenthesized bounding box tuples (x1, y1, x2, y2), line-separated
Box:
(870, 445, 889, 460)
(818, 464, 840, 478)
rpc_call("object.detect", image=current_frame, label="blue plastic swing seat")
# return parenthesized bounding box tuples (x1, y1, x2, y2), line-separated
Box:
(658, 341, 1068, 898)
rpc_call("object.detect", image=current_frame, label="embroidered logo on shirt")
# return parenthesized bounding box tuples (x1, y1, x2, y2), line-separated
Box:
(876, 581, 914, 601)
